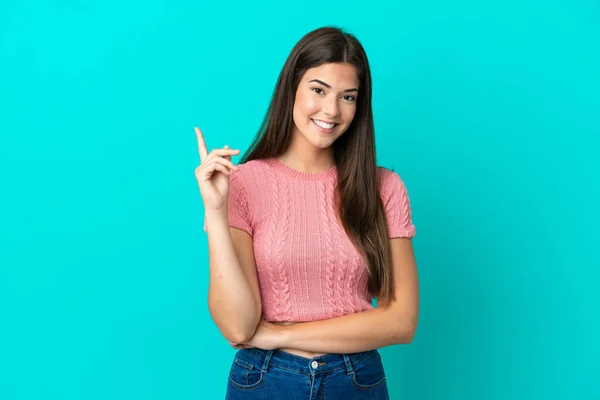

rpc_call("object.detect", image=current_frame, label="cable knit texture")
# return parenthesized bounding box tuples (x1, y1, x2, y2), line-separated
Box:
(204, 157, 416, 322)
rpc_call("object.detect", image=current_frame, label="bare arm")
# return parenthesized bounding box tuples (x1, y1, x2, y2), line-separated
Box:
(247, 237, 418, 353)
(206, 211, 261, 343)
(194, 127, 261, 344)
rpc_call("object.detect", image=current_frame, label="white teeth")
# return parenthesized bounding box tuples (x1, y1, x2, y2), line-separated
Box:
(312, 119, 335, 129)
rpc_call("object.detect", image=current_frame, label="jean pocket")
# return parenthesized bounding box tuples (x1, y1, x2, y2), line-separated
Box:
(228, 355, 264, 390)
(350, 351, 387, 390)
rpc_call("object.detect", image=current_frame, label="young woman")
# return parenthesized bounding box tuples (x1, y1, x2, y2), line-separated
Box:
(195, 26, 419, 400)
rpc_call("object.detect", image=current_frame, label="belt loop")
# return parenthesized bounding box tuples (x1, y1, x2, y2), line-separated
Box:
(342, 354, 354, 374)
(262, 350, 274, 372)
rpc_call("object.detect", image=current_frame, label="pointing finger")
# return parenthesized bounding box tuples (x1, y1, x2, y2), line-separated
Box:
(195, 127, 209, 160)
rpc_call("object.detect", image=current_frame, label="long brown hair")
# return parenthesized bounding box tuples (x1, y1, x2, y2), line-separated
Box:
(240, 26, 395, 303)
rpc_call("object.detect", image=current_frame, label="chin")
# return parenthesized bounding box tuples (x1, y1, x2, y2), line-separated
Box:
(313, 141, 334, 149)
(308, 131, 339, 149)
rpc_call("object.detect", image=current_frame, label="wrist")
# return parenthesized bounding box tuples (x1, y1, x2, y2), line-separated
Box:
(204, 208, 228, 225)
(278, 323, 295, 348)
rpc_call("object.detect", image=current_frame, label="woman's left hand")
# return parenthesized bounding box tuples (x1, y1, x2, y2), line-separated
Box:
(228, 319, 287, 350)
(228, 342, 252, 350)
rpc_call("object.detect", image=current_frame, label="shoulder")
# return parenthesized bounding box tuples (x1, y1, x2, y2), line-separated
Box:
(376, 166, 413, 205)
(376, 166, 416, 237)
(376, 166, 396, 180)
(236, 158, 273, 174)
(230, 158, 271, 182)
(376, 166, 405, 190)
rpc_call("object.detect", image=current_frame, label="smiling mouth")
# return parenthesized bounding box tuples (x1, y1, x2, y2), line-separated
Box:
(311, 119, 338, 129)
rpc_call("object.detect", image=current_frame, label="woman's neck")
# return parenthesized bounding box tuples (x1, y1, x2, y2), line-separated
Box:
(276, 146, 335, 173)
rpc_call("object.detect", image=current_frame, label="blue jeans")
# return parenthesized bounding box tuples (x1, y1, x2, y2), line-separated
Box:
(225, 347, 390, 399)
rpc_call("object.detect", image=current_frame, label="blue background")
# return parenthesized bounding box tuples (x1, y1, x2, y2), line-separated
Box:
(1, 0, 598, 399)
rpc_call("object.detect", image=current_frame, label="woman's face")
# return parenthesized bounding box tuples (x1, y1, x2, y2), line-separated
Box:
(291, 62, 359, 150)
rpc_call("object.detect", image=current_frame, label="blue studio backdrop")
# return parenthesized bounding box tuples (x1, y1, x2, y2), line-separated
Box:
(1, 0, 598, 399)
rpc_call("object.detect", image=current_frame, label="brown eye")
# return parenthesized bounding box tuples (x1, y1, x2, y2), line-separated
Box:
(311, 87, 325, 95)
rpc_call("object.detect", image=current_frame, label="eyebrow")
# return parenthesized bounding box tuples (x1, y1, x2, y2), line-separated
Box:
(308, 79, 358, 93)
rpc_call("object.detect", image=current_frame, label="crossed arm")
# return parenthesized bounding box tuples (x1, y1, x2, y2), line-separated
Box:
(240, 237, 419, 353)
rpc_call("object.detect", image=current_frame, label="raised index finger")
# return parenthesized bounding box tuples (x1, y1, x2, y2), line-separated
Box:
(194, 127, 209, 160)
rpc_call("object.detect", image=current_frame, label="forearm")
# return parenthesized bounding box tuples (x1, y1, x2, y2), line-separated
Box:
(205, 210, 260, 342)
(282, 306, 416, 354)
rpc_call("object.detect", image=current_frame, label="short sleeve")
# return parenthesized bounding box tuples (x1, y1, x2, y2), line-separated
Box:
(203, 170, 253, 236)
(379, 169, 416, 239)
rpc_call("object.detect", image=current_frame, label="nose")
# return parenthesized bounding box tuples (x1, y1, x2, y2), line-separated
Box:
(322, 96, 340, 118)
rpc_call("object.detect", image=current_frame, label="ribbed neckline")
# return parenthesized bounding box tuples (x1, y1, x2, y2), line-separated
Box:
(266, 157, 337, 181)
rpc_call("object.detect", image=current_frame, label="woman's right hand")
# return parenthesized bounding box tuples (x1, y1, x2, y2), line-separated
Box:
(194, 127, 240, 211)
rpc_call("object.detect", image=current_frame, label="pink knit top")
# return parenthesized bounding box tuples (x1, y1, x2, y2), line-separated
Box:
(204, 157, 416, 323)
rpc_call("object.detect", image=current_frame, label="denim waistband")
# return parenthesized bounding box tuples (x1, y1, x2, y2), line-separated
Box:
(241, 347, 377, 375)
